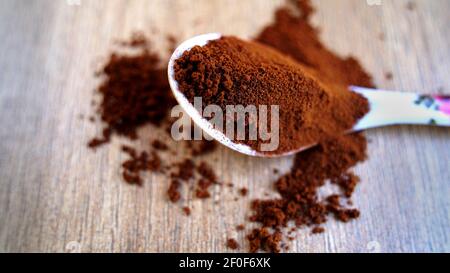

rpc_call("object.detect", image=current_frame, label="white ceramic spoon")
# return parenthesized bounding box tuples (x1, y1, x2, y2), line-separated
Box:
(167, 33, 450, 157)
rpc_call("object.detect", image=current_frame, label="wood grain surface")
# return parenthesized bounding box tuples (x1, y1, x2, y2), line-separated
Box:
(0, 0, 448, 253)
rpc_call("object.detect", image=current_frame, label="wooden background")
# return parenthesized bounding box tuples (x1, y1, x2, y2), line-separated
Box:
(0, 0, 449, 253)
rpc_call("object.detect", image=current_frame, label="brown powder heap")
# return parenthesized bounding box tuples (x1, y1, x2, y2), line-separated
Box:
(174, 36, 369, 154)
(88, 34, 218, 205)
(88, 42, 176, 147)
(256, 0, 374, 88)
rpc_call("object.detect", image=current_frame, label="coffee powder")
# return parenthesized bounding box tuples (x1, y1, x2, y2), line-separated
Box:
(174, 36, 369, 154)
(88, 0, 374, 253)
(257, 0, 374, 88)
(245, 0, 373, 252)
(226, 238, 240, 250)
(89, 34, 219, 203)
(88, 43, 175, 147)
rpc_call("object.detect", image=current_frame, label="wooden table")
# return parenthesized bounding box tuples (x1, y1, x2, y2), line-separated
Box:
(0, 0, 448, 253)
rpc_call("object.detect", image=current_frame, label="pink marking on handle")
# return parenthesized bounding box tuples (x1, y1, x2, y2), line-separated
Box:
(434, 96, 450, 115)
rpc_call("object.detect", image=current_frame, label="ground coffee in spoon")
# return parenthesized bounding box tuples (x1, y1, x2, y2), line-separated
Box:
(174, 36, 369, 154)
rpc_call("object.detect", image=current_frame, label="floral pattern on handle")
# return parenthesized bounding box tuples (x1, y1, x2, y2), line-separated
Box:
(414, 95, 450, 124)
(433, 96, 450, 115)
(350, 86, 450, 130)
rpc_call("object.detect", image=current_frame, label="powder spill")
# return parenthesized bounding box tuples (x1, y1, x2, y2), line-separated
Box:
(239, 188, 248, 197)
(243, 0, 373, 252)
(88, 0, 374, 253)
(89, 34, 220, 203)
(88, 41, 175, 147)
(248, 134, 366, 251)
(121, 145, 162, 186)
(182, 207, 191, 216)
(226, 238, 240, 250)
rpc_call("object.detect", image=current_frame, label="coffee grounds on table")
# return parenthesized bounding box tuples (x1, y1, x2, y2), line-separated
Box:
(182, 206, 192, 216)
(88, 34, 219, 203)
(88, 45, 175, 147)
(174, 36, 369, 154)
(88, 0, 374, 253)
(121, 145, 162, 186)
(247, 134, 366, 252)
(239, 188, 248, 196)
(226, 238, 240, 250)
(245, 0, 374, 253)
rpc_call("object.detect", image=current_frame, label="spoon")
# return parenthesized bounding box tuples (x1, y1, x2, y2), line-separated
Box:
(167, 33, 450, 158)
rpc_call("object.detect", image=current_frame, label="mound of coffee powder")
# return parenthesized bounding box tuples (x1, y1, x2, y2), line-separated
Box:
(257, 0, 374, 88)
(174, 36, 369, 154)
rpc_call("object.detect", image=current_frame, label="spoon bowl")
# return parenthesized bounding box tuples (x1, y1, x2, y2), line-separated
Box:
(168, 33, 450, 158)
(168, 33, 270, 157)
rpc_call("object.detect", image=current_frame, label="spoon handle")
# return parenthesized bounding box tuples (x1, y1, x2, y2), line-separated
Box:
(350, 86, 450, 131)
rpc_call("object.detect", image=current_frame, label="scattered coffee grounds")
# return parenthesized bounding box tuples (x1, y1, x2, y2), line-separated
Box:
(195, 162, 218, 199)
(182, 207, 191, 216)
(196, 179, 213, 199)
(168, 160, 219, 201)
(189, 140, 218, 156)
(226, 238, 240, 250)
(174, 36, 369, 154)
(331, 172, 360, 198)
(168, 180, 181, 203)
(236, 224, 245, 231)
(152, 140, 169, 151)
(172, 159, 196, 181)
(239, 188, 248, 197)
(88, 34, 219, 204)
(311, 226, 325, 234)
(197, 161, 217, 183)
(246, 125, 367, 251)
(247, 228, 282, 253)
(121, 145, 162, 186)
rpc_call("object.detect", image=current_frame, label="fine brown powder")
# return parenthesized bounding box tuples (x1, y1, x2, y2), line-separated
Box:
(256, 0, 374, 88)
(88, 0, 374, 253)
(88, 34, 219, 202)
(174, 36, 369, 154)
(88, 45, 176, 147)
(245, 0, 373, 252)
(226, 238, 240, 250)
